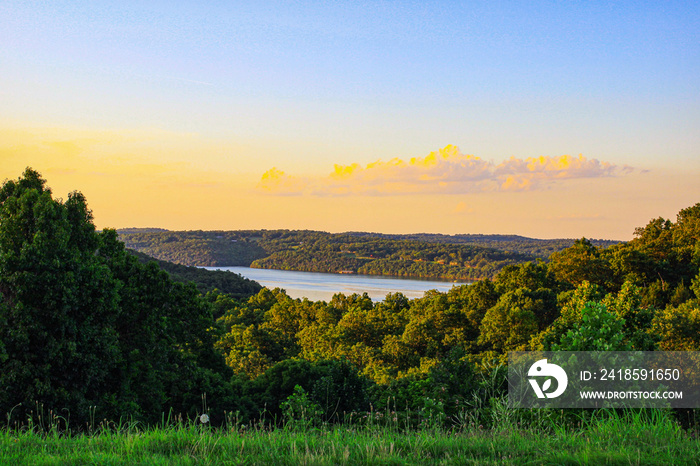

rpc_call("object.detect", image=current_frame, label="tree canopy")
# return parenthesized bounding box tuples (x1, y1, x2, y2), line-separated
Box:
(0, 169, 241, 425)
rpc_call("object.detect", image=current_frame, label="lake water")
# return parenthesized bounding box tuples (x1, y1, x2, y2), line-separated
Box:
(204, 266, 468, 302)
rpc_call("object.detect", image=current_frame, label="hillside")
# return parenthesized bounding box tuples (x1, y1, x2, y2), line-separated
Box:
(345, 232, 620, 258)
(118, 229, 622, 281)
(128, 249, 262, 299)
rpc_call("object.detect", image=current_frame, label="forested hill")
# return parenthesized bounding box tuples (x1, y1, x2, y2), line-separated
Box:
(128, 250, 262, 299)
(344, 232, 619, 258)
(118, 229, 621, 281)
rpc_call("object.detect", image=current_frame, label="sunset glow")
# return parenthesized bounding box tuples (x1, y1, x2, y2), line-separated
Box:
(2, 1, 698, 240)
(258, 147, 629, 196)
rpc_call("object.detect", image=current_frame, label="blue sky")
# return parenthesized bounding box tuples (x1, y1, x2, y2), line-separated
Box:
(2, 1, 698, 238)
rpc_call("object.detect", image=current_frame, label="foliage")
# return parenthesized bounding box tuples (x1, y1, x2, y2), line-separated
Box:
(0, 169, 121, 425)
(119, 228, 617, 281)
(245, 358, 371, 423)
(280, 385, 323, 429)
(118, 229, 268, 266)
(553, 302, 632, 351)
(549, 238, 613, 288)
(240, 233, 533, 280)
(129, 249, 262, 298)
(478, 289, 543, 352)
(0, 169, 242, 427)
(652, 295, 700, 351)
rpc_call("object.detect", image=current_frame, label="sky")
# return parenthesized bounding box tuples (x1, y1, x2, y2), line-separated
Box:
(1, 0, 698, 240)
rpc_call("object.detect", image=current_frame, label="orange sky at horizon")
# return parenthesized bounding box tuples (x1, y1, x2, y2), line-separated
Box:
(2, 123, 698, 241)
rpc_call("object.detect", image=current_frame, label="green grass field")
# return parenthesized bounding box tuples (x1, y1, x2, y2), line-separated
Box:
(1, 408, 698, 465)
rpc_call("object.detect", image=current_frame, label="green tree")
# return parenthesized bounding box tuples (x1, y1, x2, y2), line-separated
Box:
(548, 238, 612, 288)
(0, 169, 120, 423)
(478, 289, 540, 353)
(652, 274, 700, 351)
(672, 204, 700, 281)
(400, 291, 469, 361)
(493, 261, 557, 294)
(446, 280, 498, 346)
(602, 280, 657, 350)
(246, 358, 370, 423)
(553, 302, 631, 351)
(0, 169, 238, 426)
(532, 281, 604, 350)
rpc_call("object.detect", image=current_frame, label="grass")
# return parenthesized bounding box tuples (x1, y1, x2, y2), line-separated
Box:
(1, 407, 699, 465)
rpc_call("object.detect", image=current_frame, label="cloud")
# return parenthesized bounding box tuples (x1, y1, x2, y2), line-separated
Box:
(452, 201, 474, 214)
(258, 167, 308, 195)
(257, 145, 633, 196)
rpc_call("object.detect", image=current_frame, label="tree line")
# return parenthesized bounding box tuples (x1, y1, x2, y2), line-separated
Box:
(129, 250, 262, 299)
(119, 228, 619, 281)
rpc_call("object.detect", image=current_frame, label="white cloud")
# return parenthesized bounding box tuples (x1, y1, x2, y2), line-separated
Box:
(258, 145, 633, 196)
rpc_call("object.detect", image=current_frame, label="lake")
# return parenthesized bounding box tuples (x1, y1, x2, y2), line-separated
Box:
(204, 266, 468, 301)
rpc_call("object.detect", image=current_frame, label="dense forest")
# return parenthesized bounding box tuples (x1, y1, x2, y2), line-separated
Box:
(1, 168, 699, 431)
(128, 250, 262, 299)
(119, 229, 269, 266)
(345, 232, 619, 258)
(119, 228, 619, 281)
